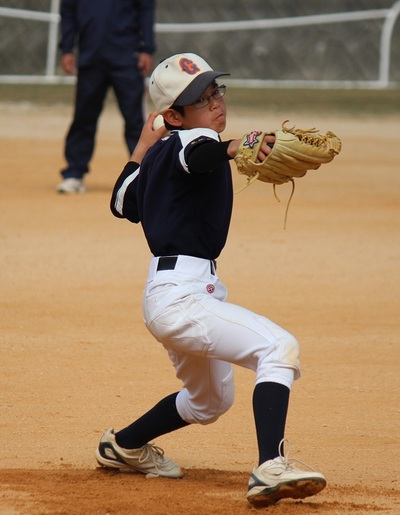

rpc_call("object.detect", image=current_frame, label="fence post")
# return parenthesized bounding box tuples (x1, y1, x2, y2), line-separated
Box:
(379, 0, 400, 86)
(45, 0, 61, 78)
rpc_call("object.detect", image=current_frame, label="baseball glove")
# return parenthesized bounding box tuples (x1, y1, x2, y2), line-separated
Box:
(234, 120, 342, 190)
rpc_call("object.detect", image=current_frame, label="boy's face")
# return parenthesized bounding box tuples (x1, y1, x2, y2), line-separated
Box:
(167, 82, 227, 133)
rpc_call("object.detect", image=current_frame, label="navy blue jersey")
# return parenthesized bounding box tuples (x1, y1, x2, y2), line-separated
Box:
(111, 128, 233, 260)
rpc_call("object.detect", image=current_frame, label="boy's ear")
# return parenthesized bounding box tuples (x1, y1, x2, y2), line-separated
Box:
(163, 108, 184, 128)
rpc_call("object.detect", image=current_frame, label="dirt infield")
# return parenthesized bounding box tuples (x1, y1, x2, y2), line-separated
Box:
(1, 98, 399, 514)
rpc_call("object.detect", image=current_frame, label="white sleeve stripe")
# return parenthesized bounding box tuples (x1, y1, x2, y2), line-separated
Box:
(178, 128, 219, 173)
(114, 167, 140, 215)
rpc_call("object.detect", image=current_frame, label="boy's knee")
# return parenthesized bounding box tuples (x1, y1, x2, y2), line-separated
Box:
(177, 374, 235, 425)
(257, 333, 301, 387)
(193, 390, 234, 425)
(280, 334, 300, 367)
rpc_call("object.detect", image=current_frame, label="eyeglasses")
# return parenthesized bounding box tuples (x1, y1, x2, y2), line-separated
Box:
(191, 85, 227, 109)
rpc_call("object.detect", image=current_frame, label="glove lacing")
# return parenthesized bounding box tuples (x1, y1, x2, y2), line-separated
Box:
(273, 179, 295, 230)
(236, 175, 295, 230)
(282, 121, 340, 152)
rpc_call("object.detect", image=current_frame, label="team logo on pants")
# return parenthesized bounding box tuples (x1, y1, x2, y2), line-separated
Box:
(206, 284, 215, 294)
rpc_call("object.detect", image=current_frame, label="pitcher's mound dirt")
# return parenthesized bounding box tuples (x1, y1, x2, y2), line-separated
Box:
(1, 102, 399, 514)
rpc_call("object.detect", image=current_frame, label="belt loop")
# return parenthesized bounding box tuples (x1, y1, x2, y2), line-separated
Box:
(210, 260, 216, 275)
(157, 256, 178, 271)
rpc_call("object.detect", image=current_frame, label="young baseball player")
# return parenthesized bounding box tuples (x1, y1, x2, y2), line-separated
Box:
(96, 53, 326, 507)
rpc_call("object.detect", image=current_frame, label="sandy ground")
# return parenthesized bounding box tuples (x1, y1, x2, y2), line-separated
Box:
(0, 100, 399, 514)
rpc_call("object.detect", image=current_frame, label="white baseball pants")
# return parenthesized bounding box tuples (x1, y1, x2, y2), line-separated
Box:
(143, 255, 300, 425)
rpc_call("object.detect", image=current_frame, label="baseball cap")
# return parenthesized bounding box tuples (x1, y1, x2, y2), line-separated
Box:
(149, 53, 230, 113)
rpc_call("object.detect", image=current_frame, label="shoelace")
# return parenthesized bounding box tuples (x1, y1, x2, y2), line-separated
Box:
(139, 443, 169, 478)
(278, 438, 319, 473)
(138, 443, 165, 467)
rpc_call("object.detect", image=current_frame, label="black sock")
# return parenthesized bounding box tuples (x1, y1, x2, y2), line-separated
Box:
(252, 382, 290, 466)
(115, 392, 189, 449)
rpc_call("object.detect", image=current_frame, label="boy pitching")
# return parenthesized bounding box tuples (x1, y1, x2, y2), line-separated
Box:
(96, 53, 326, 507)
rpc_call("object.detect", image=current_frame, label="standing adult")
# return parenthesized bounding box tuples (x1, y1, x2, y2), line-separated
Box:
(57, 0, 156, 193)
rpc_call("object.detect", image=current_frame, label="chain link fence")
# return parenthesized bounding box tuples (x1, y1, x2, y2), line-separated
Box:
(1, 0, 400, 86)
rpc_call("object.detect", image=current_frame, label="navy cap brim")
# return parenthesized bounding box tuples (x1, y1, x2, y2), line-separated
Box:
(173, 71, 230, 107)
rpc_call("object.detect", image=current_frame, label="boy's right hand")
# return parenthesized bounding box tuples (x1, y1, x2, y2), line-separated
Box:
(130, 112, 168, 163)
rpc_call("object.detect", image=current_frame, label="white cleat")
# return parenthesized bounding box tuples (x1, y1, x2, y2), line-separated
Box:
(95, 428, 184, 479)
(247, 439, 326, 506)
(56, 178, 86, 194)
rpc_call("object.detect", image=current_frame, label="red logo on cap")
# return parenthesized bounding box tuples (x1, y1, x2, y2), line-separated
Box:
(179, 58, 200, 75)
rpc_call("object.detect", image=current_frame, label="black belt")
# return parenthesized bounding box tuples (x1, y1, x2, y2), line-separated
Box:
(157, 256, 216, 275)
